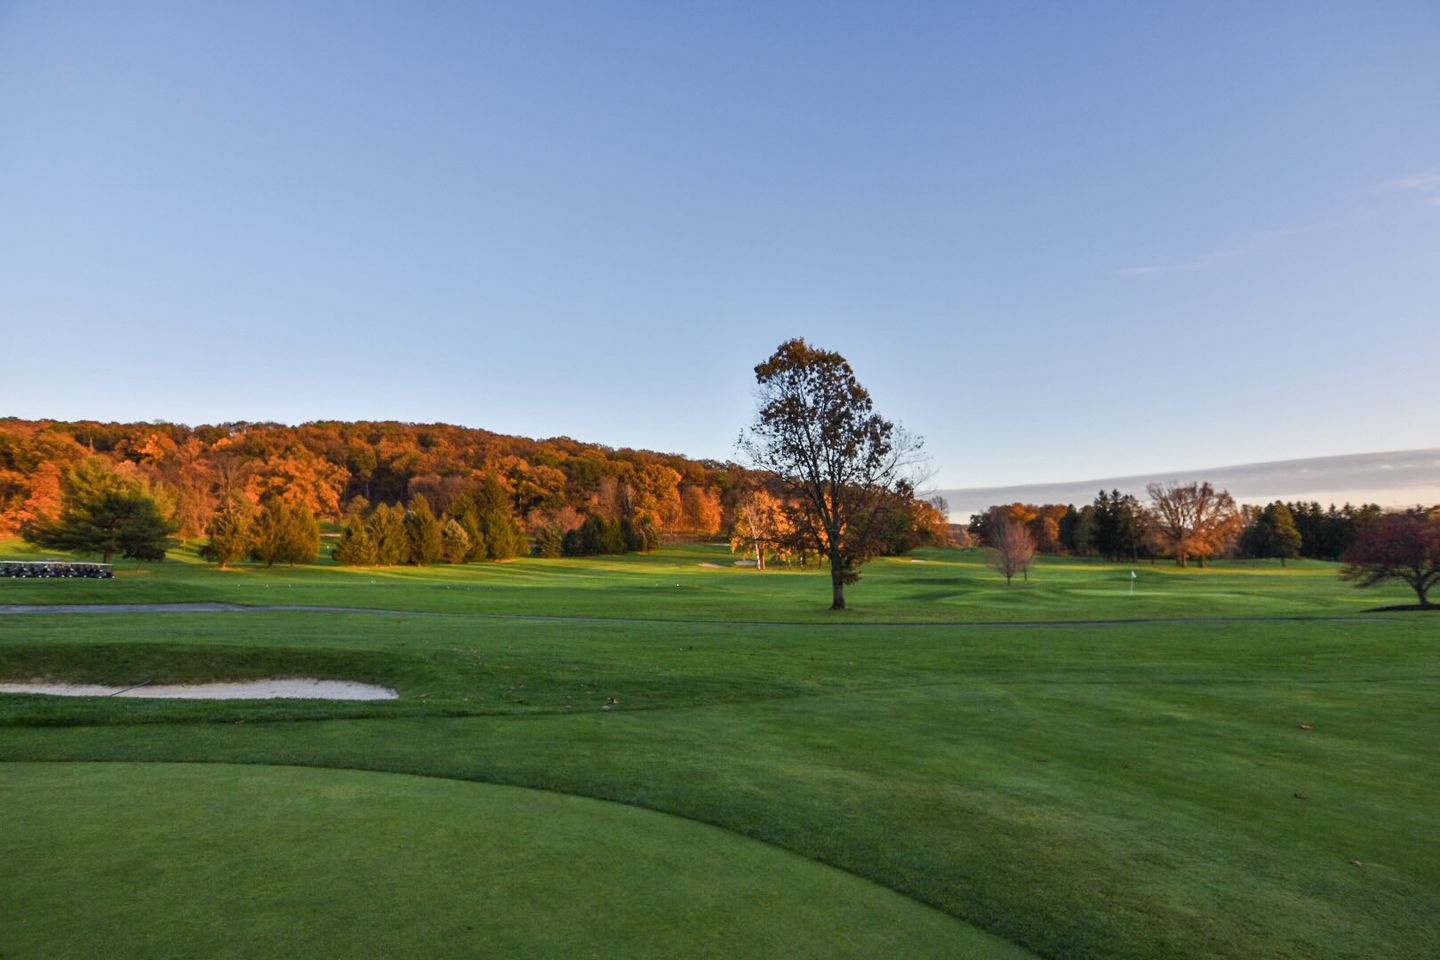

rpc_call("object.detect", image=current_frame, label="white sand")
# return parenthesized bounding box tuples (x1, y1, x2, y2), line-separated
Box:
(0, 679, 398, 700)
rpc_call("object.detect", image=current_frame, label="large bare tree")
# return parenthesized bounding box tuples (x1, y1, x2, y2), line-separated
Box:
(739, 339, 924, 609)
(1146, 481, 1240, 568)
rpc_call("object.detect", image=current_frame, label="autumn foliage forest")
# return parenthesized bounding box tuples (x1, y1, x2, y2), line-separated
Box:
(0, 418, 950, 567)
(0, 418, 737, 542)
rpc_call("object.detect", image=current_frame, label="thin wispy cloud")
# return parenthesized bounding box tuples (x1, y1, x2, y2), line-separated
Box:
(1114, 247, 1243, 277)
(938, 448, 1440, 519)
(1114, 222, 1325, 278)
(1380, 172, 1440, 206)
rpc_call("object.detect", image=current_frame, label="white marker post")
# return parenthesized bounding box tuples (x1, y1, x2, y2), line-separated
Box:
(1130, 570, 1137, 594)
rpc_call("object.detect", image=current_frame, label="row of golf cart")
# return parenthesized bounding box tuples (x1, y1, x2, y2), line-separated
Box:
(0, 560, 114, 579)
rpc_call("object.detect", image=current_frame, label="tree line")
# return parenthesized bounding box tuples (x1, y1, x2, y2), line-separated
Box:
(329, 477, 527, 566)
(969, 485, 1438, 607)
(1, 418, 759, 570)
(970, 486, 1386, 568)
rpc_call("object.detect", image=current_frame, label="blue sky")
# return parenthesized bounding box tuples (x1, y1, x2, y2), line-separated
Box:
(2, 1, 1436, 488)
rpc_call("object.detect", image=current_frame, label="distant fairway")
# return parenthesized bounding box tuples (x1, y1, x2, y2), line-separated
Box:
(2, 541, 1437, 959)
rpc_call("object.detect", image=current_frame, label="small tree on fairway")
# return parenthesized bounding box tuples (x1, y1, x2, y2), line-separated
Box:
(22, 459, 174, 565)
(730, 489, 792, 571)
(1340, 509, 1440, 608)
(739, 338, 925, 609)
(367, 503, 410, 565)
(250, 500, 319, 567)
(201, 496, 254, 568)
(405, 494, 443, 566)
(333, 518, 379, 566)
(989, 513, 1036, 586)
(440, 518, 471, 564)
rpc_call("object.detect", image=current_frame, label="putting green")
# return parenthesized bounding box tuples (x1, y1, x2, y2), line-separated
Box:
(1, 762, 1033, 960)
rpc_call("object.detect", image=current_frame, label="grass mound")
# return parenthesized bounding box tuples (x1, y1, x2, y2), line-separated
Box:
(0, 762, 1029, 960)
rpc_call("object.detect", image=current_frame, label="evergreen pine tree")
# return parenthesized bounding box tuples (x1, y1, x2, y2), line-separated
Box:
(472, 475, 526, 560)
(248, 501, 284, 567)
(457, 509, 488, 562)
(564, 516, 608, 556)
(201, 496, 253, 568)
(636, 517, 661, 552)
(440, 517, 470, 564)
(620, 517, 644, 553)
(600, 518, 625, 554)
(367, 503, 410, 565)
(534, 523, 564, 558)
(405, 494, 443, 565)
(282, 503, 321, 565)
(333, 518, 378, 566)
(23, 458, 176, 565)
(1258, 502, 1303, 566)
(250, 500, 319, 566)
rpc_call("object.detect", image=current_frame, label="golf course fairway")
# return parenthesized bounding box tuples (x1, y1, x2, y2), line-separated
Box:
(2, 762, 1031, 959)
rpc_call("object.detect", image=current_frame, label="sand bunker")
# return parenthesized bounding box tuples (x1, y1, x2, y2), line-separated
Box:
(0, 679, 398, 700)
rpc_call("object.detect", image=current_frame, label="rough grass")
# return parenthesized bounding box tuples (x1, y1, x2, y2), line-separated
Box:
(2, 540, 1437, 959)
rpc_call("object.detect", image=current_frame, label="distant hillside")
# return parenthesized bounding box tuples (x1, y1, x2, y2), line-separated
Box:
(939, 449, 1440, 519)
(0, 418, 748, 538)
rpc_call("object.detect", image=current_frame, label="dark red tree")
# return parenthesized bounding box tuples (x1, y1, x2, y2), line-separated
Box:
(1340, 510, 1440, 608)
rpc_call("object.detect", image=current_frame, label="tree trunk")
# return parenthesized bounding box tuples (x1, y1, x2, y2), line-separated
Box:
(102, 548, 112, 564)
(1417, 581, 1432, 608)
(831, 571, 846, 609)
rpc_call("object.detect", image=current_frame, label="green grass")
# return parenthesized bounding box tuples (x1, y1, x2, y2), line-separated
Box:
(2, 762, 1024, 960)
(2, 540, 1437, 959)
(0, 536, 1404, 622)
